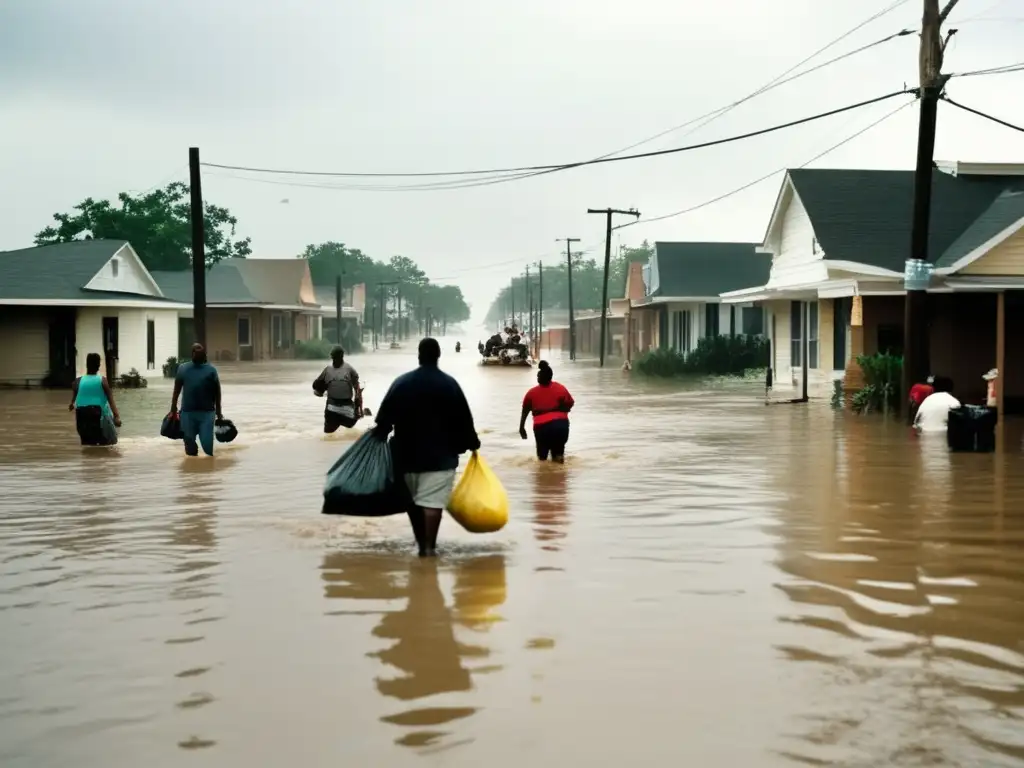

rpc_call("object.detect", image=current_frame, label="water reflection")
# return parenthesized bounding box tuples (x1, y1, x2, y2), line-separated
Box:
(531, 463, 569, 552)
(321, 551, 506, 751)
(773, 414, 1024, 765)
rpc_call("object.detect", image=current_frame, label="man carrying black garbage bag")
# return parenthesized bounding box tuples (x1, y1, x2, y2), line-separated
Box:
(313, 345, 362, 433)
(372, 337, 480, 557)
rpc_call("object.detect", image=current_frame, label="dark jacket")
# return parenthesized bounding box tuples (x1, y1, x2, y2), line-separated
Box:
(374, 365, 479, 472)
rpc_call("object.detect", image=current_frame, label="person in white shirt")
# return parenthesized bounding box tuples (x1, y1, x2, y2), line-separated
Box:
(914, 376, 961, 433)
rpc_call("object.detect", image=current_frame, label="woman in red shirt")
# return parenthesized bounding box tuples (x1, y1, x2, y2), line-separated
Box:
(519, 361, 574, 462)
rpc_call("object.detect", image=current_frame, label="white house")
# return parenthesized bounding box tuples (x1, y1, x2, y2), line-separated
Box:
(0, 240, 188, 386)
(629, 241, 771, 354)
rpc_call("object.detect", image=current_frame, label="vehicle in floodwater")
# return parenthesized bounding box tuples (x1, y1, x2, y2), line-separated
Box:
(478, 334, 533, 367)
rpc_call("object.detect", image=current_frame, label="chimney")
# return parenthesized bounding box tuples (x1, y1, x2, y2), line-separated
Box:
(626, 261, 646, 301)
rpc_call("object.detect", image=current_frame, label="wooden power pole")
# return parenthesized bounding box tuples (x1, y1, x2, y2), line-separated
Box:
(335, 274, 343, 344)
(188, 147, 207, 347)
(537, 260, 543, 359)
(902, 0, 959, 421)
(588, 207, 640, 366)
(558, 238, 580, 360)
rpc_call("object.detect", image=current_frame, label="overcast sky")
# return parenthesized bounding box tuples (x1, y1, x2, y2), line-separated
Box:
(1, 0, 1022, 319)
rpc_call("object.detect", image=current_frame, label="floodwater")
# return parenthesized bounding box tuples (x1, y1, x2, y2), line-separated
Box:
(2, 340, 1024, 768)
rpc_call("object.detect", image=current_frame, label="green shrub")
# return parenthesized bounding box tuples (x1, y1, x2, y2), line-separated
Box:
(162, 356, 181, 378)
(635, 334, 769, 378)
(851, 352, 902, 414)
(117, 368, 148, 388)
(293, 339, 336, 360)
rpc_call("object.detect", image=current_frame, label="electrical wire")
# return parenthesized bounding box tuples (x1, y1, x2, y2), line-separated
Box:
(205, 90, 913, 194)
(201, 0, 914, 182)
(948, 61, 1024, 78)
(614, 95, 916, 230)
(941, 95, 1024, 133)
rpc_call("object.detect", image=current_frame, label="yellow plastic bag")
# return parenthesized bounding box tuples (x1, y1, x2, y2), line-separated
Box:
(447, 452, 509, 533)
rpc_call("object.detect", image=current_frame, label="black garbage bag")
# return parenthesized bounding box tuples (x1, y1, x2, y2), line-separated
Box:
(215, 418, 238, 443)
(160, 411, 183, 440)
(322, 431, 409, 516)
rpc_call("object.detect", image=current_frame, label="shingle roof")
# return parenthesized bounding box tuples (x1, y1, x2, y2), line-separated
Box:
(0, 239, 176, 302)
(934, 188, 1024, 269)
(786, 168, 1024, 272)
(0, 240, 122, 299)
(151, 262, 258, 304)
(650, 242, 770, 298)
(230, 259, 318, 306)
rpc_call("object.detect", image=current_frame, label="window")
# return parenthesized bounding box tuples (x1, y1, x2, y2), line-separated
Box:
(790, 300, 802, 367)
(238, 315, 252, 347)
(808, 301, 819, 369)
(111, 258, 119, 278)
(146, 319, 155, 369)
(704, 304, 720, 338)
(671, 309, 692, 353)
(742, 306, 764, 336)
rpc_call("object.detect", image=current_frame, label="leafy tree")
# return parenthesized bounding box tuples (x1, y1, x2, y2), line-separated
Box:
(35, 182, 252, 271)
(299, 241, 470, 334)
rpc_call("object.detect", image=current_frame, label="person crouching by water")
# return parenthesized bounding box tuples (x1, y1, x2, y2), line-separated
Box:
(908, 374, 935, 422)
(519, 360, 574, 463)
(170, 343, 223, 457)
(69, 352, 121, 446)
(313, 345, 361, 433)
(373, 337, 481, 558)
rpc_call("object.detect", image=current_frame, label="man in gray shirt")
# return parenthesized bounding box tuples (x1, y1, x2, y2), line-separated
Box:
(313, 345, 361, 433)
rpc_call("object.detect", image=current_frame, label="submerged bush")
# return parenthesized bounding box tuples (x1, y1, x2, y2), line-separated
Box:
(162, 356, 180, 378)
(635, 334, 769, 377)
(293, 338, 336, 360)
(851, 352, 902, 414)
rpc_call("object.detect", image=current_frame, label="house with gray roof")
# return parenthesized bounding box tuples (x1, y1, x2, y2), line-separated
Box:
(152, 258, 337, 362)
(629, 241, 771, 355)
(721, 162, 1024, 404)
(0, 240, 189, 386)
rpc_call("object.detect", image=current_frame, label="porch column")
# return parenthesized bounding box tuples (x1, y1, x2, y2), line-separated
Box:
(996, 291, 1006, 449)
(843, 294, 866, 408)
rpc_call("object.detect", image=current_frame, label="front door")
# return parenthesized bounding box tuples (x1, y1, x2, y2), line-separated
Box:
(102, 316, 119, 381)
(47, 308, 77, 387)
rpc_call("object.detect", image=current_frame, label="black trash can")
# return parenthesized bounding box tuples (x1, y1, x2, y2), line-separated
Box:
(946, 405, 998, 453)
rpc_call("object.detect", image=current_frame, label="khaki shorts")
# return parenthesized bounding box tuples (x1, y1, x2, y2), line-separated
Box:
(403, 470, 457, 509)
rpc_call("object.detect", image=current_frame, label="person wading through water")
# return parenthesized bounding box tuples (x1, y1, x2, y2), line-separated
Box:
(69, 352, 122, 446)
(520, 360, 574, 462)
(313, 345, 362, 433)
(170, 343, 223, 457)
(373, 337, 480, 557)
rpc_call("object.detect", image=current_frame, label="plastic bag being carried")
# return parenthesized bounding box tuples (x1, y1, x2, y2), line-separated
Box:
(322, 431, 408, 516)
(100, 406, 119, 446)
(215, 418, 238, 443)
(161, 412, 183, 440)
(447, 452, 509, 533)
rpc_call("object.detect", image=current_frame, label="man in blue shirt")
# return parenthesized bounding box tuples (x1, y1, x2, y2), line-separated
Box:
(171, 343, 223, 457)
(373, 337, 480, 557)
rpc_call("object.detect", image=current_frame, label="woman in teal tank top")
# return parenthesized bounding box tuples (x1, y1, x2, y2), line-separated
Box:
(69, 353, 121, 446)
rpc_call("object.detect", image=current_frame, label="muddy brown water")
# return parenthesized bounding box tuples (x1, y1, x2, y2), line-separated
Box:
(2, 342, 1024, 767)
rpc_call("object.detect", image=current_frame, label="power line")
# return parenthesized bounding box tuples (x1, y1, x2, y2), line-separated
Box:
(202, 0, 914, 183)
(206, 90, 913, 194)
(949, 61, 1024, 78)
(616, 95, 916, 230)
(941, 95, 1024, 133)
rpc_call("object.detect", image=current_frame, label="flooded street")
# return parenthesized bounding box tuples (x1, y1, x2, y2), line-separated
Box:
(3, 342, 1024, 767)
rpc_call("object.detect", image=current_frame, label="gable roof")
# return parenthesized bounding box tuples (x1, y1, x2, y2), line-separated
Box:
(650, 242, 769, 298)
(230, 259, 319, 306)
(152, 262, 259, 304)
(933, 189, 1024, 270)
(785, 168, 1024, 272)
(0, 239, 178, 303)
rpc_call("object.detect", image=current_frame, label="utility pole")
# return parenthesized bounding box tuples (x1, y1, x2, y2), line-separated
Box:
(188, 147, 207, 347)
(509, 278, 515, 328)
(335, 273, 343, 345)
(558, 238, 580, 360)
(588, 207, 640, 366)
(903, 0, 959, 421)
(525, 265, 531, 339)
(443, 312, 447, 336)
(397, 287, 403, 342)
(537, 260, 544, 359)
